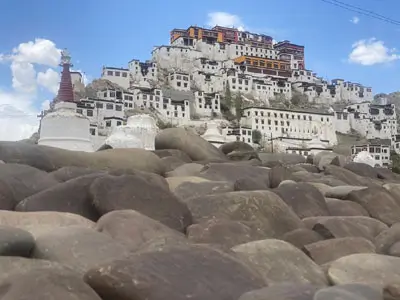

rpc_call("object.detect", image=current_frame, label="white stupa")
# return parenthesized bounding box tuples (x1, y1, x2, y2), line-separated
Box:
(38, 49, 94, 152)
(104, 114, 159, 150)
(202, 120, 226, 147)
(353, 151, 376, 167)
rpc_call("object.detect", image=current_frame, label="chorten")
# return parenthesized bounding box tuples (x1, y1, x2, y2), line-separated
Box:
(38, 49, 94, 152)
(201, 120, 226, 147)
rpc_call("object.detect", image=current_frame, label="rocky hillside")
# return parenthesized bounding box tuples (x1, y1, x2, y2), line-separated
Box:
(1, 129, 400, 298)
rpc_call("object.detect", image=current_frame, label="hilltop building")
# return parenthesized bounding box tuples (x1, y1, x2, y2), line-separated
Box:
(38, 26, 390, 154)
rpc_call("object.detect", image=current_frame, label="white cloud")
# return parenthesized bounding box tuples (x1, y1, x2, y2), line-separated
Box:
(350, 16, 360, 24)
(206, 12, 245, 31)
(37, 68, 60, 94)
(349, 38, 400, 66)
(40, 99, 51, 111)
(0, 38, 62, 141)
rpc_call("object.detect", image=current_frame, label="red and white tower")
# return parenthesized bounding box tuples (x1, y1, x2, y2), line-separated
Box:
(56, 49, 75, 103)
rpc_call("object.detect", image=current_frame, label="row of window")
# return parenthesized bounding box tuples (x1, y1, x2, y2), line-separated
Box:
(106, 70, 128, 78)
(250, 110, 331, 122)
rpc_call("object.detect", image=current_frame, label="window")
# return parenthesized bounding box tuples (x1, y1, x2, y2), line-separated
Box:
(115, 72, 120, 76)
(106, 103, 113, 110)
(122, 72, 127, 77)
(105, 120, 111, 127)
(76, 109, 82, 114)
(117, 121, 122, 126)
(107, 71, 113, 76)
(90, 128, 96, 136)
(110, 91, 115, 97)
(116, 105, 122, 111)
(177, 82, 181, 87)
(96, 103, 103, 108)
(184, 83, 188, 88)
(87, 110, 93, 117)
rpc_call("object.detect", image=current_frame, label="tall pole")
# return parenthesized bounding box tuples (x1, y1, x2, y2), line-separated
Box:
(271, 132, 274, 153)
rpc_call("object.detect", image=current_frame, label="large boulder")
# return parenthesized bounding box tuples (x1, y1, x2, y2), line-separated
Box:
(187, 219, 265, 249)
(374, 223, 400, 255)
(32, 226, 128, 275)
(282, 228, 324, 249)
(219, 141, 255, 155)
(199, 163, 270, 190)
(0, 226, 35, 257)
(0, 163, 59, 205)
(152, 149, 192, 162)
(90, 174, 192, 232)
(96, 210, 187, 252)
(155, 127, 227, 161)
(302, 237, 376, 265)
(303, 216, 388, 242)
(185, 190, 304, 238)
(0, 210, 95, 238)
(0, 268, 102, 299)
(84, 244, 265, 300)
(165, 162, 204, 177)
(173, 180, 234, 201)
(314, 284, 383, 300)
(161, 156, 186, 173)
(273, 182, 329, 219)
(0, 142, 166, 174)
(328, 253, 400, 288)
(238, 283, 320, 300)
(50, 166, 106, 182)
(324, 165, 380, 187)
(325, 198, 369, 216)
(232, 239, 328, 286)
(346, 187, 400, 226)
(289, 170, 347, 186)
(344, 162, 379, 179)
(16, 174, 104, 221)
(258, 152, 306, 166)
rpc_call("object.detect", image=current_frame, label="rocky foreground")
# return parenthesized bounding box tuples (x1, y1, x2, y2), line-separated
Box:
(0, 128, 399, 299)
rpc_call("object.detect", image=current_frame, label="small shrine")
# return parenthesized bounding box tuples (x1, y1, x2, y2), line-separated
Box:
(201, 120, 226, 147)
(104, 113, 159, 150)
(38, 49, 94, 152)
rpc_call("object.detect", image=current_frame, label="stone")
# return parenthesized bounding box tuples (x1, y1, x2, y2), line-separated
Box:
(269, 166, 293, 188)
(303, 216, 388, 241)
(32, 226, 128, 275)
(258, 152, 306, 165)
(238, 283, 320, 300)
(345, 162, 379, 179)
(302, 237, 376, 265)
(166, 176, 209, 192)
(90, 174, 192, 232)
(161, 156, 186, 172)
(388, 241, 400, 257)
(96, 210, 187, 252)
(16, 174, 104, 221)
(232, 239, 328, 286)
(165, 162, 204, 177)
(0, 256, 75, 282)
(185, 191, 304, 238)
(219, 141, 255, 155)
(296, 163, 320, 173)
(273, 182, 330, 219)
(155, 127, 227, 161)
(152, 149, 192, 162)
(347, 187, 400, 226)
(0, 226, 35, 257)
(84, 244, 265, 300)
(290, 170, 347, 186)
(187, 219, 265, 248)
(0, 210, 95, 238)
(282, 228, 324, 249)
(227, 150, 260, 161)
(324, 165, 379, 187)
(173, 180, 234, 201)
(325, 185, 368, 199)
(0, 141, 166, 175)
(314, 284, 383, 300)
(328, 253, 400, 288)
(0, 268, 102, 300)
(374, 223, 400, 254)
(325, 198, 369, 216)
(0, 179, 15, 210)
(199, 163, 270, 189)
(0, 163, 59, 204)
(50, 166, 106, 182)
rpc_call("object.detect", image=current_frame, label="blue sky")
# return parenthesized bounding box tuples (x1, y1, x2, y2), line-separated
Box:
(0, 0, 399, 140)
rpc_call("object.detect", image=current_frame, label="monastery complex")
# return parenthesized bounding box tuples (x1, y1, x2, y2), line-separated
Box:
(40, 25, 400, 167)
